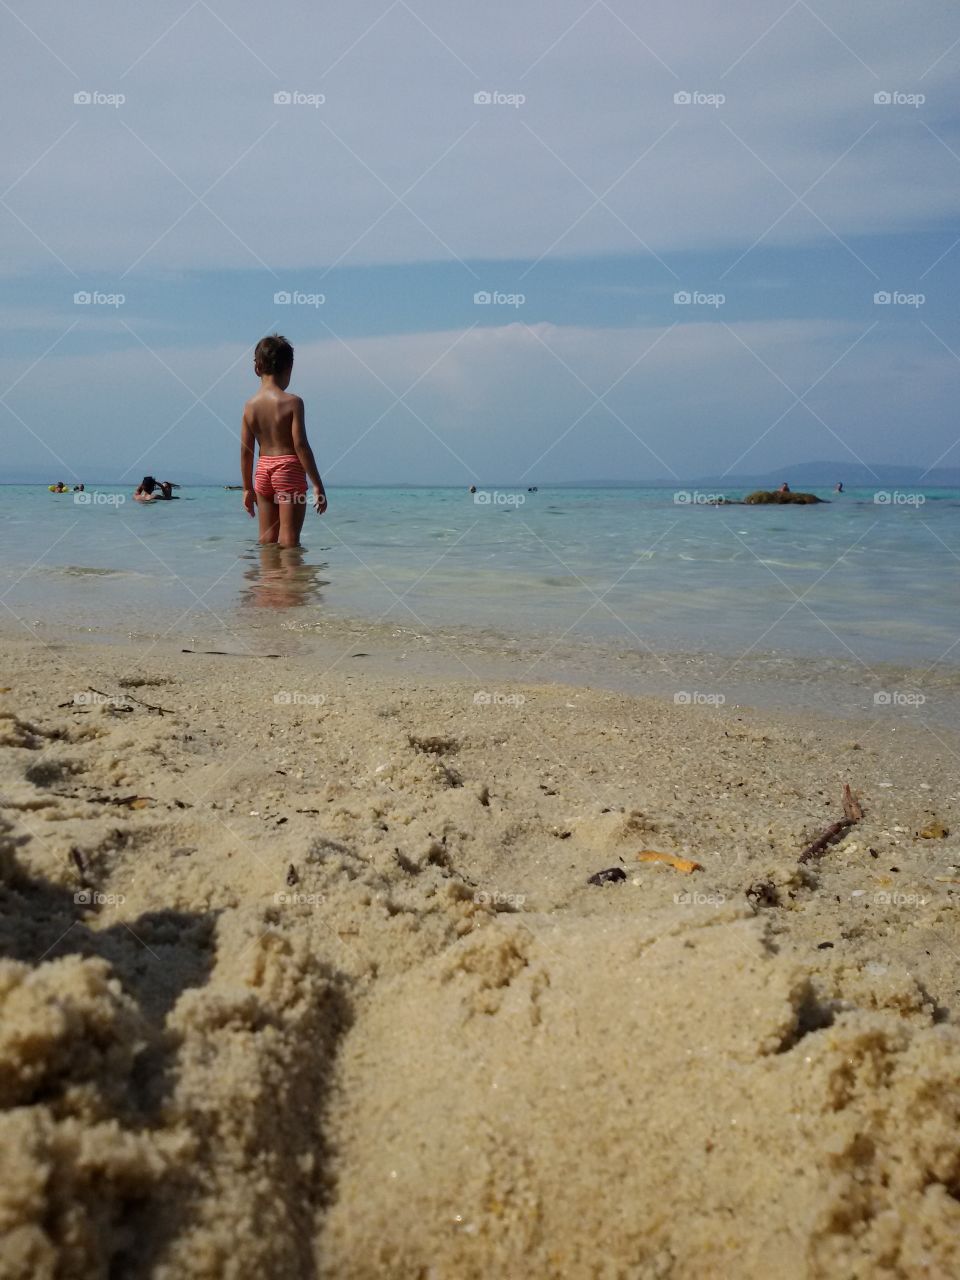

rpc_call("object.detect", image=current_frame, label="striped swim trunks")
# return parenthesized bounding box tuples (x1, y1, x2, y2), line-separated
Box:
(254, 454, 307, 503)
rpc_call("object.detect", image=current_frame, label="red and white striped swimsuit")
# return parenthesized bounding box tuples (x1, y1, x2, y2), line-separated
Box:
(254, 454, 307, 502)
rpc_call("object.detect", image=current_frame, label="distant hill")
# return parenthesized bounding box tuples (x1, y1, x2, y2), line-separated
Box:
(693, 462, 960, 489)
(3, 470, 229, 486)
(552, 462, 960, 489)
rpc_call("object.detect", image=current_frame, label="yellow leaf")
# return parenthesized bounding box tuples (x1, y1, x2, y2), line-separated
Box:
(636, 850, 703, 875)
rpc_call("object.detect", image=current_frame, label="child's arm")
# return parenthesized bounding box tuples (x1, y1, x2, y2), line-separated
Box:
(291, 398, 327, 514)
(240, 410, 256, 517)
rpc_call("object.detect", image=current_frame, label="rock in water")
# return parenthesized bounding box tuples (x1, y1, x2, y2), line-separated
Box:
(743, 490, 826, 505)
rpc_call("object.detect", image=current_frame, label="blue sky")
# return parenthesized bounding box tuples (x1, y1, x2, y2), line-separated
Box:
(2, 0, 959, 484)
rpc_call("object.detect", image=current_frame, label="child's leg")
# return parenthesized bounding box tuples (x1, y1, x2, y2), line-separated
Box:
(257, 495, 280, 544)
(277, 494, 307, 549)
(292, 493, 308, 544)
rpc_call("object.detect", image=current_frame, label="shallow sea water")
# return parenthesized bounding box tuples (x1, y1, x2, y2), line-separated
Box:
(3, 483, 958, 721)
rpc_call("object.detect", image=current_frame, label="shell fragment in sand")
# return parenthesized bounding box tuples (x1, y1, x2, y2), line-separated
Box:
(635, 850, 703, 875)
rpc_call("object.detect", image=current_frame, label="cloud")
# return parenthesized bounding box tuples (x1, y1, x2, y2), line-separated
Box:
(1, 0, 958, 272)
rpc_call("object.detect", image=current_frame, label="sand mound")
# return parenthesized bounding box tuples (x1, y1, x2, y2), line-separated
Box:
(320, 911, 960, 1278)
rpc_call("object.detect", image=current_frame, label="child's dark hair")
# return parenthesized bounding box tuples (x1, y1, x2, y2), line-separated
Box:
(255, 334, 294, 376)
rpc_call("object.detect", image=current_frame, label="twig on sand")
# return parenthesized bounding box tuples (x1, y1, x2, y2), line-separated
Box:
(841, 782, 863, 822)
(89, 685, 174, 716)
(799, 783, 863, 864)
(89, 794, 155, 809)
(181, 648, 280, 658)
(798, 818, 853, 864)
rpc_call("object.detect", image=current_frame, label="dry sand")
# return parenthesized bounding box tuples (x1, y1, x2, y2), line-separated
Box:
(1, 632, 959, 1278)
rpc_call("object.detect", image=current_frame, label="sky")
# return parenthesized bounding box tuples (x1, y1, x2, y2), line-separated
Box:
(2, 0, 959, 485)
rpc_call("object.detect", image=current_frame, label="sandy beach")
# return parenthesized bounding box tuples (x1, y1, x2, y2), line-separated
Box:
(5, 0, 960, 1272)
(1, 629, 958, 1278)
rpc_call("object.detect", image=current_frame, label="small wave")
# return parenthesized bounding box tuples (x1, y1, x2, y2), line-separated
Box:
(39, 565, 160, 581)
(52, 566, 125, 577)
(678, 553, 739, 563)
(757, 558, 824, 569)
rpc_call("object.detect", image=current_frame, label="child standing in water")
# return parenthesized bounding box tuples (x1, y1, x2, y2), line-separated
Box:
(240, 334, 327, 548)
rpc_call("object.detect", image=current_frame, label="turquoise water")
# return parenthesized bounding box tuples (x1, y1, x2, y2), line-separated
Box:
(1, 484, 958, 667)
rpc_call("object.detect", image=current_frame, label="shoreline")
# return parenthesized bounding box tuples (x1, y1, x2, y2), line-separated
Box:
(6, 605, 959, 728)
(5, 482, 960, 680)
(1, 632, 959, 1275)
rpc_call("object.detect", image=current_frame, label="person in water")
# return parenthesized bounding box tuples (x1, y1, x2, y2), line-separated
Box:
(134, 476, 178, 501)
(240, 334, 327, 548)
(834, 481, 844, 493)
(778, 481, 791, 494)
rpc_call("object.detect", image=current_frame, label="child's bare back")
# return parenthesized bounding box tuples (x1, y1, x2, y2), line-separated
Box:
(243, 385, 299, 456)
